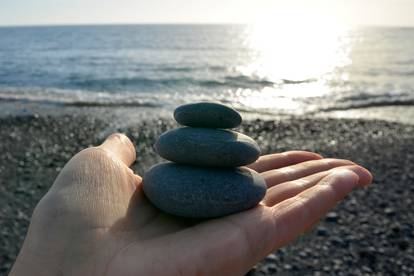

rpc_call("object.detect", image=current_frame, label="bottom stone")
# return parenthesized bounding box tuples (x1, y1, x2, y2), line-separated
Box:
(143, 163, 267, 218)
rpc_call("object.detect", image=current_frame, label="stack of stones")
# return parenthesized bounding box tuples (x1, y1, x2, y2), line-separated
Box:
(143, 102, 266, 218)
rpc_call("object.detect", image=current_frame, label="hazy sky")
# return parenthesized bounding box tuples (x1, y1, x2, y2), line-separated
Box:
(0, 0, 413, 27)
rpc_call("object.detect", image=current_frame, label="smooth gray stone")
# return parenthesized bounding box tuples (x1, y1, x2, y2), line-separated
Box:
(174, 102, 242, 128)
(155, 127, 261, 167)
(143, 163, 267, 218)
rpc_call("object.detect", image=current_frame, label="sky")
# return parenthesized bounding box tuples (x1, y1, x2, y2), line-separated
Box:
(0, 0, 413, 27)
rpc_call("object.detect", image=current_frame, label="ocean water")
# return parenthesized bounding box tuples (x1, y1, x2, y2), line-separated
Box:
(0, 24, 413, 120)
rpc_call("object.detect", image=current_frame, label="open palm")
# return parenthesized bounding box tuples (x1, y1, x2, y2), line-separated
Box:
(10, 133, 372, 276)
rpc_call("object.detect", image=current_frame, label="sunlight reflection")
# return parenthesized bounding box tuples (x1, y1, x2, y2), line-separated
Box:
(236, 87, 301, 110)
(235, 5, 352, 111)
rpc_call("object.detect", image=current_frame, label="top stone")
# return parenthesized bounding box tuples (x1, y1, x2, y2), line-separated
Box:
(174, 102, 242, 128)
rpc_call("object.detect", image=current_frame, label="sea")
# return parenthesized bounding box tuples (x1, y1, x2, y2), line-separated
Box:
(0, 24, 413, 123)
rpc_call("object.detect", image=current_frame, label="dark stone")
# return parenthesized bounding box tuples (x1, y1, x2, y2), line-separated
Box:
(155, 127, 261, 167)
(260, 263, 278, 274)
(398, 239, 410, 251)
(174, 102, 242, 128)
(316, 226, 329, 237)
(326, 211, 339, 222)
(384, 207, 396, 216)
(143, 163, 266, 218)
(265, 254, 277, 262)
(330, 237, 348, 248)
(358, 248, 377, 263)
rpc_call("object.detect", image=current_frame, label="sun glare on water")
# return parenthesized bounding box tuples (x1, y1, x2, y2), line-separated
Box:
(236, 5, 351, 113)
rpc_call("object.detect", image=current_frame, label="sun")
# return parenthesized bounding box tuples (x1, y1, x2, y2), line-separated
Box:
(241, 4, 350, 83)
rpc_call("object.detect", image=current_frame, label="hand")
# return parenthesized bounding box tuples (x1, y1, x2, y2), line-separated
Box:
(10, 133, 372, 276)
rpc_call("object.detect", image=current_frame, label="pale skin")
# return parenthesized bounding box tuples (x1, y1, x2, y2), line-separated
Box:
(10, 133, 372, 276)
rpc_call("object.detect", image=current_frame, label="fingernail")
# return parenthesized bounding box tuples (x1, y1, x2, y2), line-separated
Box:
(333, 165, 373, 187)
(351, 166, 373, 186)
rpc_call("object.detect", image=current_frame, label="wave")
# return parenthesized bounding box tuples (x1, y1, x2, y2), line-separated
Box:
(347, 68, 414, 77)
(0, 87, 165, 108)
(152, 65, 227, 73)
(281, 78, 317, 84)
(316, 95, 414, 113)
(0, 97, 160, 107)
(224, 75, 275, 86)
(70, 76, 186, 89)
(69, 74, 278, 90)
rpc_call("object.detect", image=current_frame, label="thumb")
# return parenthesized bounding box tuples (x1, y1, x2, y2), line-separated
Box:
(47, 133, 138, 194)
(98, 133, 136, 167)
(39, 133, 140, 228)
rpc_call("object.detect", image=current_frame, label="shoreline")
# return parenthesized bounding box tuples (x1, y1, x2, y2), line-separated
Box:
(0, 113, 413, 275)
(1, 101, 413, 126)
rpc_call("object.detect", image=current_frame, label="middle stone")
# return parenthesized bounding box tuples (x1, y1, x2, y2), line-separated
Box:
(155, 127, 261, 167)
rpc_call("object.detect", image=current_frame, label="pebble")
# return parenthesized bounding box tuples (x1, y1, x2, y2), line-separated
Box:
(155, 127, 261, 167)
(384, 207, 396, 216)
(316, 226, 329, 237)
(143, 163, 267, 218)
(174, 102, 242, 128)
(326, 211, 339, 222)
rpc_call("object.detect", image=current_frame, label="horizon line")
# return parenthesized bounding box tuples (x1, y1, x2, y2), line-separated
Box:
(0, 22, 244, 28)
(0, 22, 414, 28)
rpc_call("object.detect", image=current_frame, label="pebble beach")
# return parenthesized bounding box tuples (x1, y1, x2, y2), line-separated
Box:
(0, 112, 413, 275)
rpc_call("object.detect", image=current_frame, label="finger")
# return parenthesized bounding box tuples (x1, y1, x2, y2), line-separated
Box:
(247, 151, 323, 173)
(263, 165, 372, 206)
(98, 133, 136, 166)
(269, 169, 360, 250)
(263, 171, 328, 206)
(262, 158, 355, 188)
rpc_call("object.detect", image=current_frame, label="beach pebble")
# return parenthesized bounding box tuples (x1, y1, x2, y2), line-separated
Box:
(174, 102, 242, 128)
(155, 127, 261, 167)
(143, 163, 266, 218)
